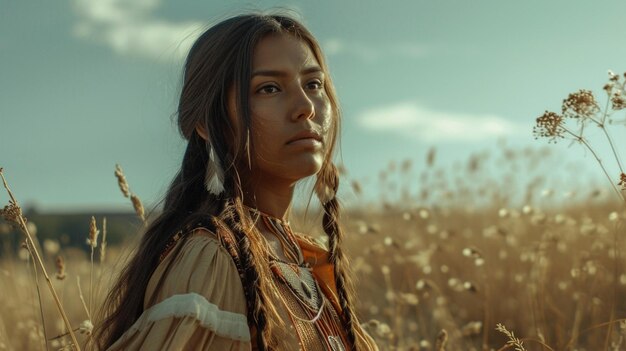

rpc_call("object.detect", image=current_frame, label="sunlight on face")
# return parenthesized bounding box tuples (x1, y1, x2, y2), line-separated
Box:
(233, 34, 332, 185)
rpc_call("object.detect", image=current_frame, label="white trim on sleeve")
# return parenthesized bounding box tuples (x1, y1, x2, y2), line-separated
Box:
(131, 293, 251, 342)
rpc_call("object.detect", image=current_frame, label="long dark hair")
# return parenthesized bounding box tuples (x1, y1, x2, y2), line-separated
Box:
(93, 12, 368, 350)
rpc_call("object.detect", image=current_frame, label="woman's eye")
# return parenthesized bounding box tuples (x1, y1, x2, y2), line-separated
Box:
(257, 85, 279, 94)
(307, 80, 323, 90)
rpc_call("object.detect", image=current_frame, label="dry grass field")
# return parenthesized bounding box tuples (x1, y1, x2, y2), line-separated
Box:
(1, 71, 625, 350)
(1, 160, 624, 351)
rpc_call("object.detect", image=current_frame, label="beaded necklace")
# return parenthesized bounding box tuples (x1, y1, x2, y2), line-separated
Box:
(244, 206, 349, 351)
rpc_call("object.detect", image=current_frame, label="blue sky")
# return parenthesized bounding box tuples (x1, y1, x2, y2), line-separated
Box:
(1, 0, 625, 211)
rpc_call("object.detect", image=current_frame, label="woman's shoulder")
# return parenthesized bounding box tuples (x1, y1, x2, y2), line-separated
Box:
(109, 224, 251, 350)
(144, 222, 246, 313)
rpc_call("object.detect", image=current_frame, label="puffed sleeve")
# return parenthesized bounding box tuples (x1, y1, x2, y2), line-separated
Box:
(107, 229, 251, 351)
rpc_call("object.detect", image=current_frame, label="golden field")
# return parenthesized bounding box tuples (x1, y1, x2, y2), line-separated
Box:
(1, 151, 625, 351)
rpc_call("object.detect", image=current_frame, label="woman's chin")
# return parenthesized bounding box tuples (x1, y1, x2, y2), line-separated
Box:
(288, 160, 324, 180)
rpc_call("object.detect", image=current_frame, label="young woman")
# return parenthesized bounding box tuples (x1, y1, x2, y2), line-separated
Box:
(94, 13, 378, 351)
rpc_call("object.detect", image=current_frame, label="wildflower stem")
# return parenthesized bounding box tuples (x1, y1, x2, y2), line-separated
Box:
(563, 130, 625, 203)
(0, 169, 81, 350)
(600, 127, 624, 174)
(598, 94, 624, 173)
(27, 241, 50, 351)
(90, 245, 94, 321)
(77, 276, 91, 321)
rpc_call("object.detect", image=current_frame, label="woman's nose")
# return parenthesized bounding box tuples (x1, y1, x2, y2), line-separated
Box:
(291, 88, 315, 121)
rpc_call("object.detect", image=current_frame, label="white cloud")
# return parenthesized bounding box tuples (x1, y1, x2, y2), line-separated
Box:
(322, 38, 430, 62)
(357, 102, 524, 143)
(71, 0, 205, 62)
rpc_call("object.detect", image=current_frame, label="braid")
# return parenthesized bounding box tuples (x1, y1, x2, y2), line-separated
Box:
(221, 200, 280, 350)
(321, 166, 361, 350)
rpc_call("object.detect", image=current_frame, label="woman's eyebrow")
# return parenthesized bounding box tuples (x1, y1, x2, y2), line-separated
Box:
(251, 66, 323, 78)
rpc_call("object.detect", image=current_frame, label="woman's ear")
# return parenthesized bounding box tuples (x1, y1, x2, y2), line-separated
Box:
(196, 124, 209, 141)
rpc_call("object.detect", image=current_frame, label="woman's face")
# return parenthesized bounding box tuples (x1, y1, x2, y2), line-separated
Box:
(231, 34, 332, 185)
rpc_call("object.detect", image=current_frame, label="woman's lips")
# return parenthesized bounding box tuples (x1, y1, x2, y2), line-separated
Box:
(287, 137, 323, 148)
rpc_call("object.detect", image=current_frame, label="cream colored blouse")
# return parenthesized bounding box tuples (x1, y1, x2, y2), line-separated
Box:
(107, 228, 378, 351)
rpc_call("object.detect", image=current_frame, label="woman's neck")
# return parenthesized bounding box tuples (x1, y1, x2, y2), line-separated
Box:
(242, 177, 294, 222)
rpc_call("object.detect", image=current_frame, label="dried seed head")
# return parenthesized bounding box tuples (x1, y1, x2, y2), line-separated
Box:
(461, 321, 483, 337)
(462, 246, 483, 260)
(55, 256, 66, 280)
(435, 329, 448, 351)
(399, 292, 419, 306)
(612, 92, 626, 111)
(43, 239, 60, 256)
(463, 281, 478, 293)
(426, 147, 436, 167)
(0, 201, 22, 226)
(498, 208, 509, 218)
(131, 193, 145, 221)
(86, 216, 99, 248)
(351, 180, 362, 196)
(416, 279, 432, 291)
(401, 159, 412, 173)
(562, 89, 600, 120)
(114, 164, 131, 198)
(533, 111, 565, 143)
(381, 265, 391, 276)
(336, 164, 347, 176)
(375, 322, 392, 338)
(18, 245, 30, 261)
(78, 320, 93, 335)
(495, 323, 526, 351)
(619, 173, 626, 191)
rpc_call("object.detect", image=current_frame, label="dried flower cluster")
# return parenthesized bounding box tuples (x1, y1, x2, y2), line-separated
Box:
(533, 111, 565, 143)
(611, 92, 625, 111)
(534, 70, 625, 203)
(561, 89, 599, 120)
(604, 71, 626, 111)
(0, 200, 22, 226)
(619, 173, 626, 191)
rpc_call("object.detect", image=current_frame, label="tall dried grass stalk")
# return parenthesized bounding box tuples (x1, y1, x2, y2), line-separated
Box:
(25, 240, 49, 351)
(495, 323, 526, 351)
(114, 164, 130, 198)
(130, 194, 145, 223)
(0, 168, 81, 350)
(100, 217, 107, 263)
(76, 276, 91, 321)
(87, 216, 99, 322)
(114, 164, 146, 223)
